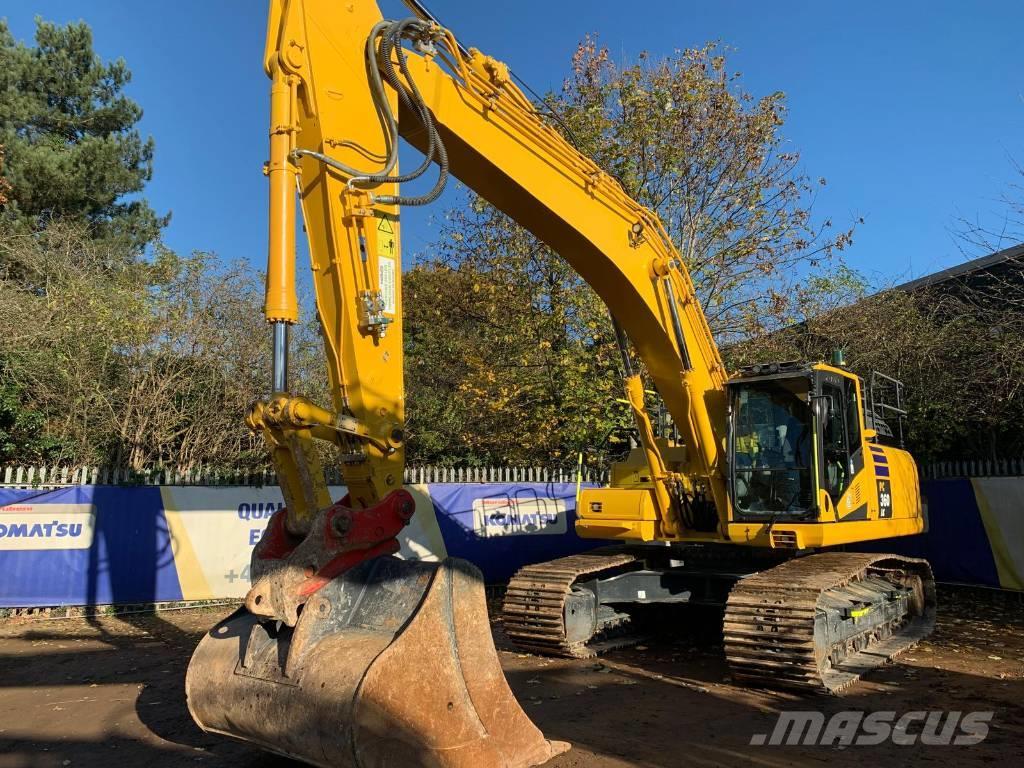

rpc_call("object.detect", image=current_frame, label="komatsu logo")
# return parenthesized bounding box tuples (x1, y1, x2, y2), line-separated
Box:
(472, 496, 567, 537)
(0, 504, 96, 550)
(750, 710, 992, 746)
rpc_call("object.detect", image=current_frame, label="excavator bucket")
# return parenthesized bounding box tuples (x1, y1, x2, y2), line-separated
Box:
(186, 556, 569, 768)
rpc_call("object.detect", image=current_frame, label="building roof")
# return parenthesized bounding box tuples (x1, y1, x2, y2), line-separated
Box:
(896, 242, 1024, 293)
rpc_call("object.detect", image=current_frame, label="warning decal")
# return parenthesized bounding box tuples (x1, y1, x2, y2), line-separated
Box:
(376, 214, 397, 256)
(376, 214, 398, 315)
(379, 256, 396, 314)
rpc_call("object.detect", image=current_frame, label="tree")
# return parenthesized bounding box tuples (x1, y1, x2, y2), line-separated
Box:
(558, 39, 859, 341)
(954, 155, 1024, 257)
(404, 41, 860, 466)
(0, 144, 10, 205)
(404, 201, 626, 466)
(0, 18, 180, 467)
(0, 222, 268, 469)
(0, 378, 62, 464)
(0, 18, 166, 256)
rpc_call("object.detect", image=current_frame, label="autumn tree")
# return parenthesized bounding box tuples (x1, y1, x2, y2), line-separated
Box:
(404, 41, 860, 467)
(0, 223, 268, 469)
(404, 201, 625, 466)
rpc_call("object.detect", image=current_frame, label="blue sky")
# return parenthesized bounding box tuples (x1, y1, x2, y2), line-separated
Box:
(3, 1, 1023, 286)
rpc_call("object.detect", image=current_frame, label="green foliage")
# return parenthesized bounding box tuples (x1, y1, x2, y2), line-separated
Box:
(0, 221, 267, 469)
(0, 16, 190, 468)
(0, 380, 64, 463)
(0, 18, 166, 255)
(0, 144, 10, 205)
(404, 203, 626, 466)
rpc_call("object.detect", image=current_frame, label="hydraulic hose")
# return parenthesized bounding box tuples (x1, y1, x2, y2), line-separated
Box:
(294, 18, 452, 207)
(291, 21, 398, 178)
(370, 19, 450, 205)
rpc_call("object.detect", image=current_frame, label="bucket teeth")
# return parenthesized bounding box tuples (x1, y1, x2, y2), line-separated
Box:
(187, 556, 569, 768)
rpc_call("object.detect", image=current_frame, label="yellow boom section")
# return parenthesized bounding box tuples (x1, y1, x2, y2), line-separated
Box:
(254, 0, 408, 528)
(397, 47, 730, 524)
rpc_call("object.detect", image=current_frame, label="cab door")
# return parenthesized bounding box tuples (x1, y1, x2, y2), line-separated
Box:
(815, 370, 867, 518)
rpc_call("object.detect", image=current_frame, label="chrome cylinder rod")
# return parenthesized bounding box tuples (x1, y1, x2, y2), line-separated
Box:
(663, 276, 693, 371)
(272, 321, 290, 393)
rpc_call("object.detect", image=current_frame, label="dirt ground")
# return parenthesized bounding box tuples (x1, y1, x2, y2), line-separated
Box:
(1, 589, 1023, 768)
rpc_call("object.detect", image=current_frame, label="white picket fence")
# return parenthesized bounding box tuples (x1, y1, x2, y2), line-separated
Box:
(1, 457, 1018, 489)
(0, 463, 608, 489)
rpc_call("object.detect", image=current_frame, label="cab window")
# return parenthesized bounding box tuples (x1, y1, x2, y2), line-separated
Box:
(732, 380, 813, 514)
(846, 380, 861, 449)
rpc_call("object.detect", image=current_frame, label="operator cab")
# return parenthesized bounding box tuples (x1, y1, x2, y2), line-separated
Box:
(726, 361, 872, 521)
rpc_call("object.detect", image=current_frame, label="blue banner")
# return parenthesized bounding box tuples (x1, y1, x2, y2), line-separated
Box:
(427, 482, 599, 582)
(0, 482, 598, 607)
(2, 477, 1021, 607)
(0, 485, 182, 607)
(857, 478, 1023, 590)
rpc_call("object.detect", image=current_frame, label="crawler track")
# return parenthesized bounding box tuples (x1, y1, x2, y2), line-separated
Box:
(502, 549, 640, 658)
(724, 552, 936, 693)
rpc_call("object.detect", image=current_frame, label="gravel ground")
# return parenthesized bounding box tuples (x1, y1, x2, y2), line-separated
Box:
(1, 588, 1022, 768)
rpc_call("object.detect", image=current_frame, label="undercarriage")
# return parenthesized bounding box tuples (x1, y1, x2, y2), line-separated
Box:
(503, 545, 935, 693)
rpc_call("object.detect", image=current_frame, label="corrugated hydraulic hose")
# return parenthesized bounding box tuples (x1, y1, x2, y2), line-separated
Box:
(371, 19, 449, 205)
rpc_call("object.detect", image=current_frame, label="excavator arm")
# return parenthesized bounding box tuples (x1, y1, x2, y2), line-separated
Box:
(254, 0, 730, 545)
(188, 2, 734, 765)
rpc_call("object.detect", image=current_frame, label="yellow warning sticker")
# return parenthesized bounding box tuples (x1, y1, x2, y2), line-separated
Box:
(375, 214, 398, 315)
(376, 214, 397, 258)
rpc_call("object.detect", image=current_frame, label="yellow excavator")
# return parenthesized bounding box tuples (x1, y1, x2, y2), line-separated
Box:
(186, 1, 935, 765)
